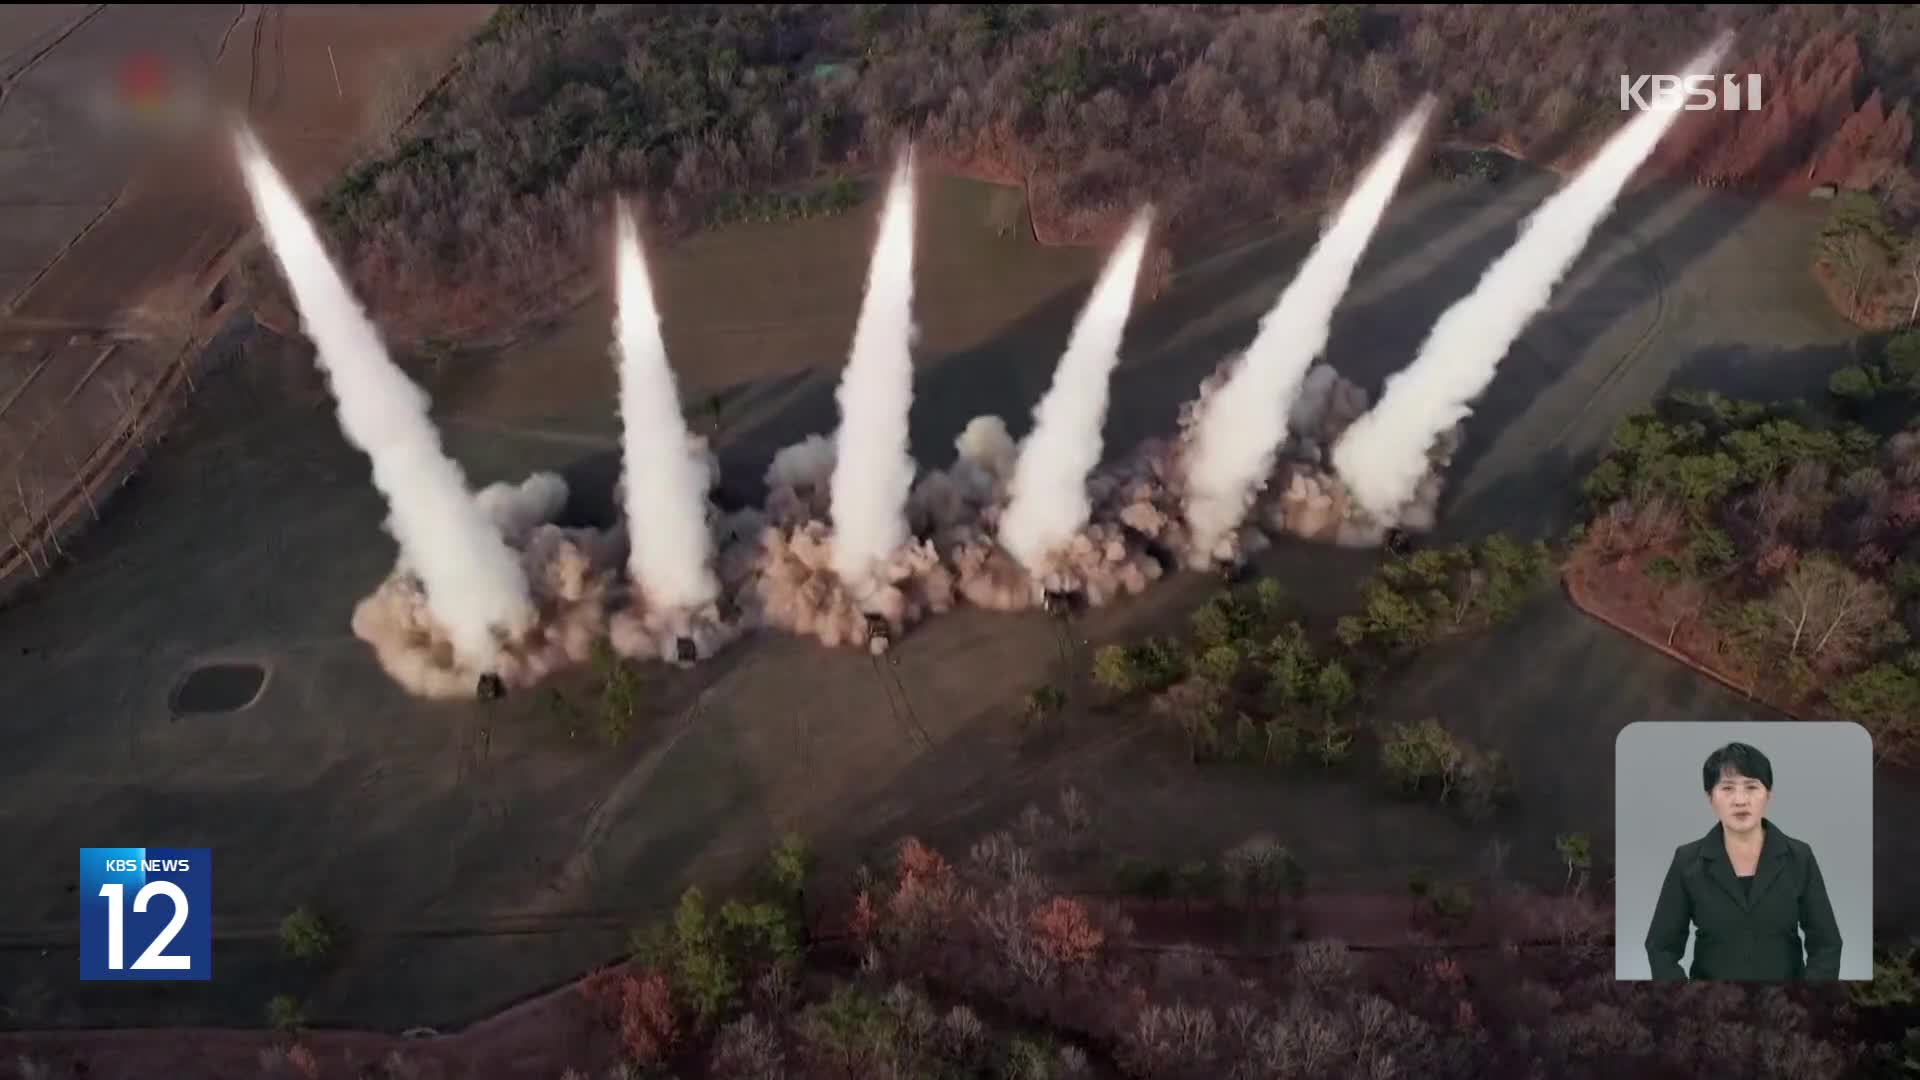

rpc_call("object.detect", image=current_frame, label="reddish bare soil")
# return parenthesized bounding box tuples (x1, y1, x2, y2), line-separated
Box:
(1561, 553, 1805, 720)
(1810, 256, 1920, 332)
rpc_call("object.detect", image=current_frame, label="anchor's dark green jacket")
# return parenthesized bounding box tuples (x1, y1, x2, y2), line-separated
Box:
(1645, 819, 1843, 981)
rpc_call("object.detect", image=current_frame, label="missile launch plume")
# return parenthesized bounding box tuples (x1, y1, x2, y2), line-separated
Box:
(998, 207, 1155, 575)
(343, 352, 1408, 698)
(613, 202, 720, 612)
(1331, 36, 1731, 521)
(1181, 97, 1436, 562)
(828, 151, 921, 595)
(232, 128, 533, 669)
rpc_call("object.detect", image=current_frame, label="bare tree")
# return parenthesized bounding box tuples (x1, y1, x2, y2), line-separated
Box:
(1841, 467, 1893, 548)
(1766, 554, 1896, 668)
(1665, 575, 1710, 646)
(1622, 495, 1685, 554)
(1776, 461, 1834, 543)
(1408, 23, 1445, 73)
(1825, 230, 1888, 317)
(1755, 477, 1803, 544)
(1535, 86, 1578, 132)
(14, 471, 62, 565)
(1900, 238, 1920, 327)
(60, 447, 99, 522)
(1358, 52, 1399, 115)
(2, 488, 41, 576)
(1877, 162, 1920, 221)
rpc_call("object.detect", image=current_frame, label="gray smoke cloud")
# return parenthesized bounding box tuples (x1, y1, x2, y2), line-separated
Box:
(1182, 98, 1436, 562)
(352, 473, 611, 698)
(998, 208, 1155, 576)
(1331, 36, 1732, 521)
(233, 129, 534, 671)
(828, 151, 922, 596)
(345, 358, 1455, 697)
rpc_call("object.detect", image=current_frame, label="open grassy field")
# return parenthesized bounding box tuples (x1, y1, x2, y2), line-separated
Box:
(3, 152, 1915, 1038)
(5, 4, 494, 325)
(0, 5, 495, 604)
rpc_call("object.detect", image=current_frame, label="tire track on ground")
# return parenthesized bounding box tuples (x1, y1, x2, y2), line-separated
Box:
(1546, 225, 1671, 454)
(538, 691, 711, 911)
(246, 5, 270, 110)
(872, 652, 935, 752)
(7, 5, 252, 319)
(213, 5, 251, 70)
(5, 195, 124, 316)
(0, 5, 106, 106)
(0, 3, 116, 315)
(0, 348, 55, 424)
(436, 415, 619, 450)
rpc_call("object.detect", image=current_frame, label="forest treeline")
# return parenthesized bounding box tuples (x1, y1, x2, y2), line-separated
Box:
(532, 824, 1899, 1078)
(313, 4, 1920, 341)
(1568, 340, 1920, 762)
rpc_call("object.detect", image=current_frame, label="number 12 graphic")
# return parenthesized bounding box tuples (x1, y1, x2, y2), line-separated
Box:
(96, 881, 194, 970)
(79, 847, 212, 981)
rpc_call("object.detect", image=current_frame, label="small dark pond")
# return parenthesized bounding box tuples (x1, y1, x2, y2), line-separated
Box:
(171, 662, 268, 713)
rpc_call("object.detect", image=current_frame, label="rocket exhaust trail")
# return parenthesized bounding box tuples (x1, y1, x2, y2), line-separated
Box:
(1331, 35, 1732, 522)
(232, 128, 533, 669)
(614, 202, 720, 612)
(998, 207, 1155, 576)
(828, 150, 921, 595)
(1181, 97, 1435, 562)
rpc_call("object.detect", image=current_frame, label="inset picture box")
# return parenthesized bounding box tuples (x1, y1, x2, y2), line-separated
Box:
(1614, 721, 1873, 982)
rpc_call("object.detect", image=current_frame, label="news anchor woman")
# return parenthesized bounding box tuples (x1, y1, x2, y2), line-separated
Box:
(1645, 742, 1844, 981)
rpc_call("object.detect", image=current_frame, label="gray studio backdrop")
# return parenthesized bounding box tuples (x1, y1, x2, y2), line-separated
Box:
(1614, 721, 1873, 980)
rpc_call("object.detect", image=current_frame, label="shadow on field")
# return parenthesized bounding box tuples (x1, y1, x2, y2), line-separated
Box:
(1442, 335, 1864, 544)
(1665, 339, 1858, 403)
(1427, 143, 1841, 539)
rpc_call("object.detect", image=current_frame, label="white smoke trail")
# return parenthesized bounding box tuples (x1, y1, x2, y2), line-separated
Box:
(345, 357, 1431, 696)
(1181, 98, 1436, 561)
(233, 128, 533, 669)
(828, 151, 921, 596)
(614, 202, 720, 612)
(998, 207, 1155, 574)
(1331, 36, 1731, 520)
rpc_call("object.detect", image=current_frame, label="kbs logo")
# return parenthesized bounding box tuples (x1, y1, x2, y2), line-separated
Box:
(79, 848, 212, 981)
(1620, 74, 1764, 112)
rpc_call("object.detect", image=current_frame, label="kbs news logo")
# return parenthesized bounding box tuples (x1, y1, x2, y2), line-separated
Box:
(1619, 74, 1764, 112)
(79, 847, 212, 981)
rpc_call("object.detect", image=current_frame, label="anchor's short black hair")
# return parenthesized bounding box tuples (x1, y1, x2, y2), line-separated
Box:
(1702, 742, 1773, 793)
